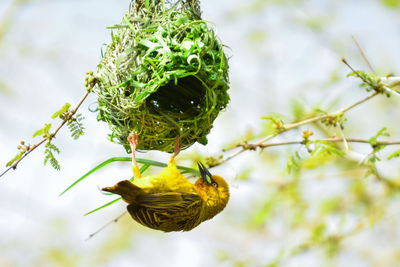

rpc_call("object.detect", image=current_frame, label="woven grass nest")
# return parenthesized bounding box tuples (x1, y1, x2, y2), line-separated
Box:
(94, 0, 230, 153)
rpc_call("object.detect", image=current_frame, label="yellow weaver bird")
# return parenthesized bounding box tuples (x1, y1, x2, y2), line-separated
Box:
(102, 132, 230, 232)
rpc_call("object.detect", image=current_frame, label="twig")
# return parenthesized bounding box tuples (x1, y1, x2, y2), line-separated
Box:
(381, 77, 400, 82)
(219, 92, 379, 165)
(342, 58, 400, 98)
(0, 89, 92, 178)
(85, 212, 127, 241)
(218, 58, 393, 166)
(283, 92, 377, 131)
(263, 89, 377, 142)
(351, 36, 375, 75)
(237, 138, 400, 150)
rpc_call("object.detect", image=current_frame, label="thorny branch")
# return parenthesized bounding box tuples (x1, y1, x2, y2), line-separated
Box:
(214, 59, 399, 167)
(0, 75, 97, 178)
(217, 92, 379, 165)
(235, 138, 400, 151)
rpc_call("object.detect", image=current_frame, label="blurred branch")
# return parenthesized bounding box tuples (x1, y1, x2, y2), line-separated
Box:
(352, 35, 375, 75)
(0, 0, 29, 44)
(381, 77, 400, 82)
(85, 212, 127, 241)
(283, 205, 389, 264)
(236, 138, 400, 150)
(215, 58, 397, 167)
(0, 74, 97, 178)
(218, 91, 379, 165)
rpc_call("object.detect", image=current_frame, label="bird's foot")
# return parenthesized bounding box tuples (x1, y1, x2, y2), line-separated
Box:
(127, 132, 139, 153)
(172, 136, 181, 159)
(127, 131, 141, 178)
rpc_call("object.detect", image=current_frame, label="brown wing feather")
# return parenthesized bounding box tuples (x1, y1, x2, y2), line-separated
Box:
(127, 192, 203, 232)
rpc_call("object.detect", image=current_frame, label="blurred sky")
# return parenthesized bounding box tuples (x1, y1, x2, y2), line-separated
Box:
(1, 0, 400, 266)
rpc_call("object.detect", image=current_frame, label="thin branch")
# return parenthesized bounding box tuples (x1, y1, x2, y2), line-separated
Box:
(261, 91, 378, 143)
(280, 91, 375, 132)
(379, 77, 400, 97)
(85, 212, 127, 241)
(219, 92, 379, 165)
(219, 147, 246, 165)
(342, 58, 399, 98)
(382, 85, 400, 97)
(351, 36, 375, 75)
(0, 89, 92, 178)
(238, 138, 400, 150)
(218, 58, 395, 166)
(381, 77, 400, 82)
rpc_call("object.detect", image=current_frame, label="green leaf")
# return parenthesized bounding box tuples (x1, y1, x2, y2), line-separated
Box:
(250, 195, 278, 227)
(309, 141, 346, 157)
(380, 0, 400, 8)
(59, 157, 199, 196)
(6, 151, 24, 167)
(44, 143, 61, 170)
(367, 153, 381, 164)
(46, 143, 60, 153)
(290, 98, 306, 120)
(84, 197, 121, 216)
(347, 70, 383, 93)
(237, 167, 254, 181)
(68, 114, 85, 140)
(51, 103, 71, 119)
(310, 223, 326, 243)
(368, 127, 390, 146)
(33, 123, 52, 138)
(388, 150, 400, 160)
(287, 151, 302, 174)
(363, 128, 391, 167)
(261, 113, 285, 134)
(319, 197, 343, 214)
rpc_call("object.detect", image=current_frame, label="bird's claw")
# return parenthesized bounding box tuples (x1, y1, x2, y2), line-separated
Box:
(127, 131, 141, 178)
(127, 132, 139, 153)
(172, 136, 181, 159)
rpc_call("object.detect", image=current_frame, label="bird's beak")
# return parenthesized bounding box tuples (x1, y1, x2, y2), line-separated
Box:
(197, 161, 213, 184)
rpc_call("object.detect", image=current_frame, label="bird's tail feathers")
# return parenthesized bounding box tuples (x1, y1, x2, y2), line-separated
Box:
(102, 180, 144, 204)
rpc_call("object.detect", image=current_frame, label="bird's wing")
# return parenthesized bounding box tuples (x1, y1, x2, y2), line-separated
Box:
(127, 192, 203, 232)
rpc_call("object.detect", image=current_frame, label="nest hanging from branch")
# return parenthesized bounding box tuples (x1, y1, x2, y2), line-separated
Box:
(94, 0, 230, 153)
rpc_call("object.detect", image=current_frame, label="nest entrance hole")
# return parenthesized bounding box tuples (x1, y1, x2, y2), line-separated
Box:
(146, 75, 206, 118)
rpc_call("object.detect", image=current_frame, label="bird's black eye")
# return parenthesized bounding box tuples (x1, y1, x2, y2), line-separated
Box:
(212, 182, 218, 188)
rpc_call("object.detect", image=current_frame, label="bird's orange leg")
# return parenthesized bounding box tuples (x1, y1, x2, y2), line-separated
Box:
(127, 132, 141, 178)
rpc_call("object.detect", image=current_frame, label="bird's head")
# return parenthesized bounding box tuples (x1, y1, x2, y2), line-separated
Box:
(195, 162, 230, 220)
